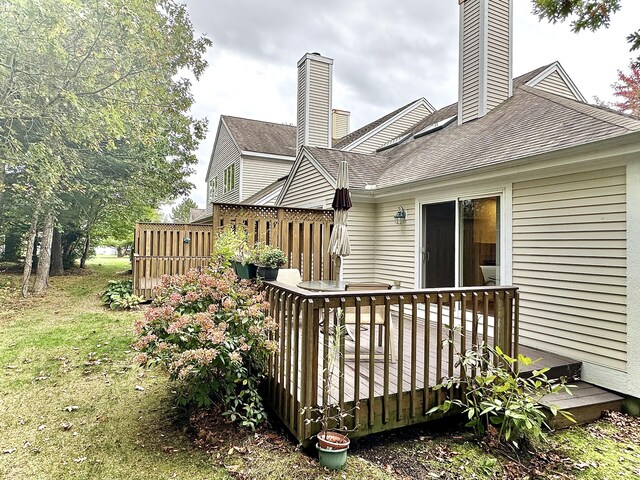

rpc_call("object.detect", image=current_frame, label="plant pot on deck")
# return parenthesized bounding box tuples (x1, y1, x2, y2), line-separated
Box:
(316, 431, 350, 470)
(256, 266, 279, 281)
(232, 261, 257, 280)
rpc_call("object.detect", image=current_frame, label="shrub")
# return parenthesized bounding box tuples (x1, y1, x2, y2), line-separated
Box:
(101, 280, 143, 310)
(253, 243, 286, 268)
(133, 264, 277, 429)
(428, 344, 574, 448)
(213, 226, 252, 267)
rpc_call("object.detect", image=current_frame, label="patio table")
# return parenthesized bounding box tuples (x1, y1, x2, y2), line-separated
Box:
(297, 280, 346, 292)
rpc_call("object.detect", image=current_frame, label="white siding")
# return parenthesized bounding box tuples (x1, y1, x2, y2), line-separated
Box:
(486, 0, 510, 109)
(296, 62, 307, 150)
(211, 122, 241, 204)
(308, 60, 331, 147)
(373, 199, 416, 288)
(332, 110, 349, 142)
(532, 70, 578, 100)
(342, 202, 376, 282)
(241, 157, 292, 201)
(460, 0, 481, 123)
(280, 158, 334, 208)
(512, 167, 627, 371)
(349, 104, 432, 154)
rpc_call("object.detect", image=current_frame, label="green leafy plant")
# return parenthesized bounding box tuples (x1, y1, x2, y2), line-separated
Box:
(428, 343, 575, 448)
(101, 280, 143, 310)
(253, 243, 286, 268)
(133, 263, 278, 429)
(213, 226, 252, 267)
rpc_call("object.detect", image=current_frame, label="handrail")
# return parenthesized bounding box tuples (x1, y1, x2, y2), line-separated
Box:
(262, 281, 519, 444)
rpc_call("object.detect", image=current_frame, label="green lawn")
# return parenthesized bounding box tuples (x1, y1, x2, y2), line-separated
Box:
(1, 256, 639, 479)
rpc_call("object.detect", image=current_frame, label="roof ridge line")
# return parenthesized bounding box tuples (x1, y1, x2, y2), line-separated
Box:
(222, 114, 296, 128)
(520, 86, 639, 131)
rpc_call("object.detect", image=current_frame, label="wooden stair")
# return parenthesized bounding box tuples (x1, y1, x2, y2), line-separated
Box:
(540, 380, 624, 428)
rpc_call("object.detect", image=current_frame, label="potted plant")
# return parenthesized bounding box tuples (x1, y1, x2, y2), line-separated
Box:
(253, 243, 286, 281)
(301, 324, 358, 470)
(213, 226, 256, 279)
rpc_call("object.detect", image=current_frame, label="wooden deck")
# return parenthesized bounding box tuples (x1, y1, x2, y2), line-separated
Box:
(263, 282, 523, 443)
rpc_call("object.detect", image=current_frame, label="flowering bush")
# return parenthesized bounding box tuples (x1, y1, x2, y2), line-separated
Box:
(133, 264, 277, 429)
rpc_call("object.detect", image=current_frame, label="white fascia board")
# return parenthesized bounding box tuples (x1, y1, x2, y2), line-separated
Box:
(205, 120, 224, 180)
(526, 61, 587, 103)
(256, 187, 283, 206)
(240, 151, 295, 162)
(342, 98, 434, 151)
(367, 130, 640, 201)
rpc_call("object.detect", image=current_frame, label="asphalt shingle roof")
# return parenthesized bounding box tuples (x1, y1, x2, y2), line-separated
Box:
(304, 83, 640, 191)
(222, 116, 297, 157)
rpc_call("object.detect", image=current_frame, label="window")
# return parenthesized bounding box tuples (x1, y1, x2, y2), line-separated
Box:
(208, 177, 217, 202)
(223, 164, 236, 193)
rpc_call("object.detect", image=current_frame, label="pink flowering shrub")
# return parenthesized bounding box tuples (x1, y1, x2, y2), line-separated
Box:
(133, 265, 277, 429)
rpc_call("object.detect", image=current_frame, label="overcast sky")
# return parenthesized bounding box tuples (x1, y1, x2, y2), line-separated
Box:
(178, 0, 640, 210)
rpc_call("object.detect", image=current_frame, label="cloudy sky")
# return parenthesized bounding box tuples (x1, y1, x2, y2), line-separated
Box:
(178, 0, 640, 210)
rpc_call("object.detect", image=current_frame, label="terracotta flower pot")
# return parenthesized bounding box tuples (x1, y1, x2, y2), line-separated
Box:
(317, 431, 350, 451)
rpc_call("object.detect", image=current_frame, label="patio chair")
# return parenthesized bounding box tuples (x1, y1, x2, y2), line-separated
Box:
(343, 282, 395, 362)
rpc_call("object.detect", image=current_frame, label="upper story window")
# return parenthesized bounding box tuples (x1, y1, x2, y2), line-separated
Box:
(208, 177, 217, 203)
(224, 164, 236, 193)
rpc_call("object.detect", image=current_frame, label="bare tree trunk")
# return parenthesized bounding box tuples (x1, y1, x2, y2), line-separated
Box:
(50, 228, 64, 275)
(80, 232, 91, 268)
(34, 210, 55, 294)
(21, 211, 39, 297)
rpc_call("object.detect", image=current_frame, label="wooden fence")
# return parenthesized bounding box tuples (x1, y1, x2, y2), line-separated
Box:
(212, 203, 335, 281)
(132, 223, 213, 298)
(262, 282, 519, 445)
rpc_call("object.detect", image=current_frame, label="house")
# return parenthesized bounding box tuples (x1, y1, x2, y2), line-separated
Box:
(193, 54, 437, 221)
(275, 0, 640, 401)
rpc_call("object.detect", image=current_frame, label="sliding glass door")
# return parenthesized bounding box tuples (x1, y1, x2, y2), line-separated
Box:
(421, 196, 500, 288)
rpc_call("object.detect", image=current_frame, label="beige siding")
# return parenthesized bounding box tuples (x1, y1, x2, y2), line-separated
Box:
(373, 199, 416, 288)
(486, 0, 510, 109)
(342, 202, 376, 282)
(241, 157, 292, 201)
(211, 122, 241, 204)
(332, 110, 349, 142)
(460, 0, 481, 123)
(296, 62, 306, 149)
(307, 60, 331, 147)
(532, 70, 578, 100)
(512, 167, 627, 371)
(349, 104, 432, 154)
(280, 157, 334, 208)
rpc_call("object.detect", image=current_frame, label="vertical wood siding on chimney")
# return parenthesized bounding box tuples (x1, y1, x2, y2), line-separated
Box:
(460, 0, 482, 124)
(307, 60, 331, 148)
(486, 0, 511, 110)
(297, 62, 307, 149)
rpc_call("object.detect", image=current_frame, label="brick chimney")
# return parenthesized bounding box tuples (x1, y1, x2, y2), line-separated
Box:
(332, 109, 350, 141)
(458, 0, 512, 125)
(296, 53, 333, 151)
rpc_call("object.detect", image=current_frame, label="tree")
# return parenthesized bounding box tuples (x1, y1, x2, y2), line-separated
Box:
(532, 1, 640, 65)
(171, 198, 198, 223)
(0, 0, 210, 295)
(612, 63, 640, 115)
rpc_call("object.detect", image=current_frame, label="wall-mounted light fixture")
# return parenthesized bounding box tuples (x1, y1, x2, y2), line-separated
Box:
(393, 206, 407, 224)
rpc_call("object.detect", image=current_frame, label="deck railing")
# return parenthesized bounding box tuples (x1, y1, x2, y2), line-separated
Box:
(262, 282, 519, 444)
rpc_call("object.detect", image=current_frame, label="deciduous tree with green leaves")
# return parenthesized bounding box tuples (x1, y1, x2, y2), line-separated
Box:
(0, 0, 210, 295)
(532, 0, 640, 65)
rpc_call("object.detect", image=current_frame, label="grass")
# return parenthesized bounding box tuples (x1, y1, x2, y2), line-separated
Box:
(1, 256, 639, 479)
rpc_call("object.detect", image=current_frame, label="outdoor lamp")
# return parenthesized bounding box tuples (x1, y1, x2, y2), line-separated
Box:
(393, 206, 407, 224)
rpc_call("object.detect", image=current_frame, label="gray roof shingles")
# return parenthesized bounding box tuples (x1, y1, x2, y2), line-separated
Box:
(305, 83, 640, 191)
(222, 116, 297, 157)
